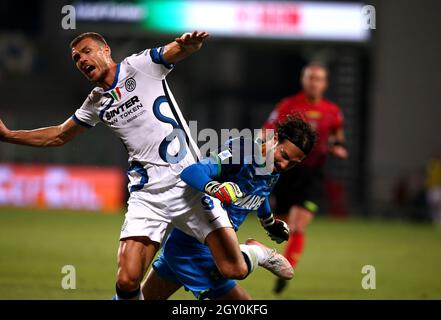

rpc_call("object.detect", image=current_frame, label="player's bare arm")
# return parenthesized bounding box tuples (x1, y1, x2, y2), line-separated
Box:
(0, 117, 85, 147)
(163, 31, 209, 64)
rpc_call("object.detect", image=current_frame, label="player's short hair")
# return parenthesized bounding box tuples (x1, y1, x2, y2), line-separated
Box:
(301, 62, 329, 78)
(276, 115, 316, 155)
(70, 32, 108, 48)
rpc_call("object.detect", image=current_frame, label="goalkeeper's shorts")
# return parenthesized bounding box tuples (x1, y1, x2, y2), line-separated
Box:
(152, 228, 237, 300)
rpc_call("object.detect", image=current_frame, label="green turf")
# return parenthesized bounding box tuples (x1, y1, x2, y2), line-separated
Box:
(0, 207, 440, 299)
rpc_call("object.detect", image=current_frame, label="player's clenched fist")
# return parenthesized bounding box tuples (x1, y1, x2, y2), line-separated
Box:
(260, 214, 290, 243)
(204, 181, 243, 205)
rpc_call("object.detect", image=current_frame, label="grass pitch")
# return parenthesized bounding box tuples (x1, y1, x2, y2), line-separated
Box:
(0, 207, 440, 299)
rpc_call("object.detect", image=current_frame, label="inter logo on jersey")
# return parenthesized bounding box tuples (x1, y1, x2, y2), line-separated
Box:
(125, 78, 136, 92)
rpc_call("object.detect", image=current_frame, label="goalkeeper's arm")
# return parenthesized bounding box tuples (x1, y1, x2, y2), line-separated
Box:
(180, 160, 218, 192)
(257, 198, 290, 243)
(180, 161, 243, 205)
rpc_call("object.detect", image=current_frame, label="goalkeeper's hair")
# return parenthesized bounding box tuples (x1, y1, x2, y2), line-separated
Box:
(276, 115, 316, 155)
(70, 32, 108, 48)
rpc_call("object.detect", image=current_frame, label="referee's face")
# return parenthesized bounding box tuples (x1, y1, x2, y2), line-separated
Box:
(272, 139, 306, 173)
(71, 38, 111, 83)
(301, 66, 328, 100)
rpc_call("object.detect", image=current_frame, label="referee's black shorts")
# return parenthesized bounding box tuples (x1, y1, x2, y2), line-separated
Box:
(273, 165, 324, 215)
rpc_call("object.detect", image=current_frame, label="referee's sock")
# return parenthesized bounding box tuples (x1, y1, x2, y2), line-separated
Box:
(284, 231, 304, 268)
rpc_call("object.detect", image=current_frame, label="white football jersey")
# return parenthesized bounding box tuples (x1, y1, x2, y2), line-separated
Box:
(73, 47, 199, 191)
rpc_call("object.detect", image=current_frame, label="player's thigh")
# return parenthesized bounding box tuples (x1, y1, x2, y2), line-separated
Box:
(217, 284, 251, 300)
(120, 196, 173, 244)
(173, 194, 247, 276)
(172, 193, 232, 244)
(205, 227, 244, 268)
(117, 236, 159, 278)
(142, 268, 182, 300)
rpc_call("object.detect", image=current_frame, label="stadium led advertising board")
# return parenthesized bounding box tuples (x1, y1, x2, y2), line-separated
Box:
(74, 0, 370, 41)
(0, 164, 125, 213)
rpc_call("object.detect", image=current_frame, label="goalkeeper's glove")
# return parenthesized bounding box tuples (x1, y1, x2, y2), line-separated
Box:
(260, 213, 290, 243)
(204, 181, 244, 205)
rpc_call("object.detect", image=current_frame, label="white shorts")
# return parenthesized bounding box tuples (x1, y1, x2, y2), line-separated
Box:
(119, 181, 232, 244)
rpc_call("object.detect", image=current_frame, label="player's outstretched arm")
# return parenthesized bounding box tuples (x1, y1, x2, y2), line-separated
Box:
(0, 117, 86, 147)
(163, 31, 209, 64)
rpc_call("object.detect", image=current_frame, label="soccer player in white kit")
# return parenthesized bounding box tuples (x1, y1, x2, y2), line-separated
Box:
(0, 31, 291, 300)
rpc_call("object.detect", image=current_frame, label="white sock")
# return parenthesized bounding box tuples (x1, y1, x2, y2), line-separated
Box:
(240, 244, 267, 273)
(240, 244, 258, 274)
(246, 244, 267, 264)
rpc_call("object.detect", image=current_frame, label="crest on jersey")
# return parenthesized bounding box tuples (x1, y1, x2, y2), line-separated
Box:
(218, 150, 232, 161)
(125, 77, 136, 92)
(306, 110, 322, 119)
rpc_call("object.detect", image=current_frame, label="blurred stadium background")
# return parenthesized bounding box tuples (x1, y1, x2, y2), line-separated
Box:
(0, 0, 440, 299)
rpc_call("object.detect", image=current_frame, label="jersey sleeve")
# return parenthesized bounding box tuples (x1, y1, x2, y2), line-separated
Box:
(72, 90, 100, 128)
(256, 197, 272, 219)
(180, 159, 219, 192)
(125, 47, 174, 80)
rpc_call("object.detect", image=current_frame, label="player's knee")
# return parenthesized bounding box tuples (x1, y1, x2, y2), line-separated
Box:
(218, 262, 248, 280)
(288, 221, 300, 234)
(290, 208, 314, 234)
(117, 271, 141, 291)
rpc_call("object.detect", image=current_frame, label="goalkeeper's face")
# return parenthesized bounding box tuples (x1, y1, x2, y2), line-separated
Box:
(272, 138, 306, 173)
(71, 38, 112, 83)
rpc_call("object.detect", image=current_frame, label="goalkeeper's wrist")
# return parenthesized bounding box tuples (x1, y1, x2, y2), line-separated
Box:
(260, 213, 275, 228)
(204, 180, 220, 195)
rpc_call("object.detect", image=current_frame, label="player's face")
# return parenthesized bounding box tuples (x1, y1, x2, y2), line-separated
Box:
(272, 139, 306, 173)
(301, 66, 328, 100)
(71, 38, 111, 83)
